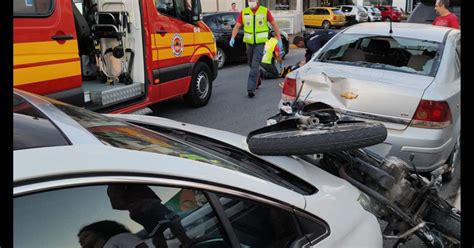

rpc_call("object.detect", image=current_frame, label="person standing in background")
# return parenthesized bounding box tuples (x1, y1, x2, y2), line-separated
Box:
(229, 2, 239, 12)
(433, 0, 459, 29)
(229, 0, 282, 98)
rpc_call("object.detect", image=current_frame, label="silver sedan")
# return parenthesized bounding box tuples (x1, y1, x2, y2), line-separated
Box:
(279, 22, 460, 180)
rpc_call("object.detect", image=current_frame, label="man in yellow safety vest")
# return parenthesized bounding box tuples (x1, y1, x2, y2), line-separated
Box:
(260, 37, 284, 79)
(229, 0, 282, 98)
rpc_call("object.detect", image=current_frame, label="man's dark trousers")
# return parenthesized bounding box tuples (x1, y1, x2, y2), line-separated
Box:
(246, 43, 265, 93)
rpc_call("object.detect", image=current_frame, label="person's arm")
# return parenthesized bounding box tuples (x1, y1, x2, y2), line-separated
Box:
(231, 22, 242, 39)
(267, 11, 281, 40)
(232, 12, 243, 39)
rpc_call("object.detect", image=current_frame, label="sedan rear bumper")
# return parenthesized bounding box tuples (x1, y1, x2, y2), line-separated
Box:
(366, 126, 457, 172)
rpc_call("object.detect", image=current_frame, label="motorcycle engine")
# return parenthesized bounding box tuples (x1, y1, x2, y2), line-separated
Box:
(361, 156, 418, 218)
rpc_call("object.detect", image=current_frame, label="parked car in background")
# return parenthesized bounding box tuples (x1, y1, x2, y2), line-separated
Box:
(375, 5, 402, 22)
(336, 5, 368, 24)
(303, 7, 346, 29)
(202, 12, 289, 69)
(14, 89, 384, 248)
(363, 6, 382, 22)
(279, 22, 460, 181)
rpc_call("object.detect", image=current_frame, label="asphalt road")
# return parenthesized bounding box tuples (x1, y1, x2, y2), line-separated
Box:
(151, 48, 460, 248)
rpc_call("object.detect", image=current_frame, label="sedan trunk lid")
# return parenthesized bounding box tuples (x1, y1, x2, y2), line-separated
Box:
(294, 63, 435, 130)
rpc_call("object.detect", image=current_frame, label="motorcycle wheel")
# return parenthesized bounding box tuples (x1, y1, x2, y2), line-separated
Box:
(248, 122, 387, 155)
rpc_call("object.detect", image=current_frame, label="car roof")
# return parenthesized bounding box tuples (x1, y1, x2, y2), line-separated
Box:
(14, 145, 306, 208)
(342, 22, 456, 43)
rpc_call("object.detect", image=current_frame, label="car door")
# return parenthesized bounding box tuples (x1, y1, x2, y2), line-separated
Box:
(14, 181, 234, 248)
(304, 8, 316, 26)
(314, 8, 325, 26)
(147, 0, 197, 97)
(13, 0, 83, 103)
(217, 13, 246, 59)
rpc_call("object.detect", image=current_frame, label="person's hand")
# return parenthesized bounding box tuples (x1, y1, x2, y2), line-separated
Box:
(229, 37, 235, 47)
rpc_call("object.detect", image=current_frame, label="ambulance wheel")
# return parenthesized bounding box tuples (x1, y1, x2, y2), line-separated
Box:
(184, 62, 212, 107)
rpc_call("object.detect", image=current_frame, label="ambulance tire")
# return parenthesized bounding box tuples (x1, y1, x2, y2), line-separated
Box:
(184, 62, 212, 107)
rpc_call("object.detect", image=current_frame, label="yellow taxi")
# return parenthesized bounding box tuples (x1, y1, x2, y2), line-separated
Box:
(303, 7, 346, 29)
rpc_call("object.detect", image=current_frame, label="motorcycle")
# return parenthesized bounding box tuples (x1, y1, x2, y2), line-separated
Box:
(247, 98, 461, 248)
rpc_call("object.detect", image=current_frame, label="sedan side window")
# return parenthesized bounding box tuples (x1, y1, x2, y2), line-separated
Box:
(14, 184, 230, 248)
(217, 14, 236, 30)
(215, 193, 303, 248)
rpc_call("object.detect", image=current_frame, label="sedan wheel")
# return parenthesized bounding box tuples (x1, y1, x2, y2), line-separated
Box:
(217, 47, 226, 69)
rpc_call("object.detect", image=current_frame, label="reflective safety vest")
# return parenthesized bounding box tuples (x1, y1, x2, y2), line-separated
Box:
(242, 6, 269, 44)
(261, 38, 278, 64)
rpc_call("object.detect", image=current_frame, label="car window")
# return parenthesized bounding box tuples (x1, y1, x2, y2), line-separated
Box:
(203, 17, 218, 29)
(155, 0, 191, 21)
(47, 99, 317, 195)
(304, 9, 314, 14)
(372, 7, 380, 13)
(294, 210, 330, 245)
(341, 6, 352, 13)
(332, 8, 343, 15)
(216, 193, 302, 247)
(321, 9, 330, 15)
(14, 0, 53, 16)
(454, 36, 461, 79)
(216, 14, 236, 30)
(357, 6, 366, 12)
(13, 93, 70, 150)
(317, 34, 443, 76)
(392, 7, 400, 12)
(315, 8, 325, 15)
(378, 6, 386, 11)
(14, 184, 229, 248)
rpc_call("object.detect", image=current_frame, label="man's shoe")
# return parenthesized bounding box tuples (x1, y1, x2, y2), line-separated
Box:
(248, 91, 255, 98)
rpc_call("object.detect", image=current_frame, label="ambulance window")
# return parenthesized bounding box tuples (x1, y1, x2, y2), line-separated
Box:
(155, 0, 190, 21)
(14, 0, 53, 16)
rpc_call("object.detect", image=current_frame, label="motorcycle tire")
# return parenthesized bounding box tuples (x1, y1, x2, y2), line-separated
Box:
(248, 122, 387, 155)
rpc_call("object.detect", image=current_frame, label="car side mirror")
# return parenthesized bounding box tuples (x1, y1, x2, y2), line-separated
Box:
(288, 236, 311, 248)
(189, 0, 201, 22)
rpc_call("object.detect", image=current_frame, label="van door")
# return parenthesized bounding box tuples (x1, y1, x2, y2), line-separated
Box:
(14, 0, 84, 106)
(146, 0, 197, 99)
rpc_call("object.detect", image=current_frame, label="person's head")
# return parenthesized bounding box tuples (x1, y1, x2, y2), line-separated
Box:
(435, 0, 450, 16)
(231, 2, 236, 9)
(293, 35, 305, 48)
(78, 221, 130, 248)
(248, 0, 258, 9)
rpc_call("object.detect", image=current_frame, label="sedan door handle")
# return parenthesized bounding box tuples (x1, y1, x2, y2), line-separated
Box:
(51, 34, 74, 41)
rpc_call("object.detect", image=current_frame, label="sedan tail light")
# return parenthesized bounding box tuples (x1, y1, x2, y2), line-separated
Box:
(410, 100, 452, 129)
(333, 15, 337, 20)
(282, 77, 297, 102)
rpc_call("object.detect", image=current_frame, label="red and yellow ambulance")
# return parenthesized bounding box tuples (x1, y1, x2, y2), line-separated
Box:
(14, 0, 217, 113)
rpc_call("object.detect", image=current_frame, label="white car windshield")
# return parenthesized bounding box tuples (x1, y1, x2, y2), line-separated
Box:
(316, 33, 442, 76)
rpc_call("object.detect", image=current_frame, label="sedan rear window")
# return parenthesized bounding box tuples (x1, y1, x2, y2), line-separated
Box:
(13, 94, 70, 150)
(317, 33, 442, 76)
